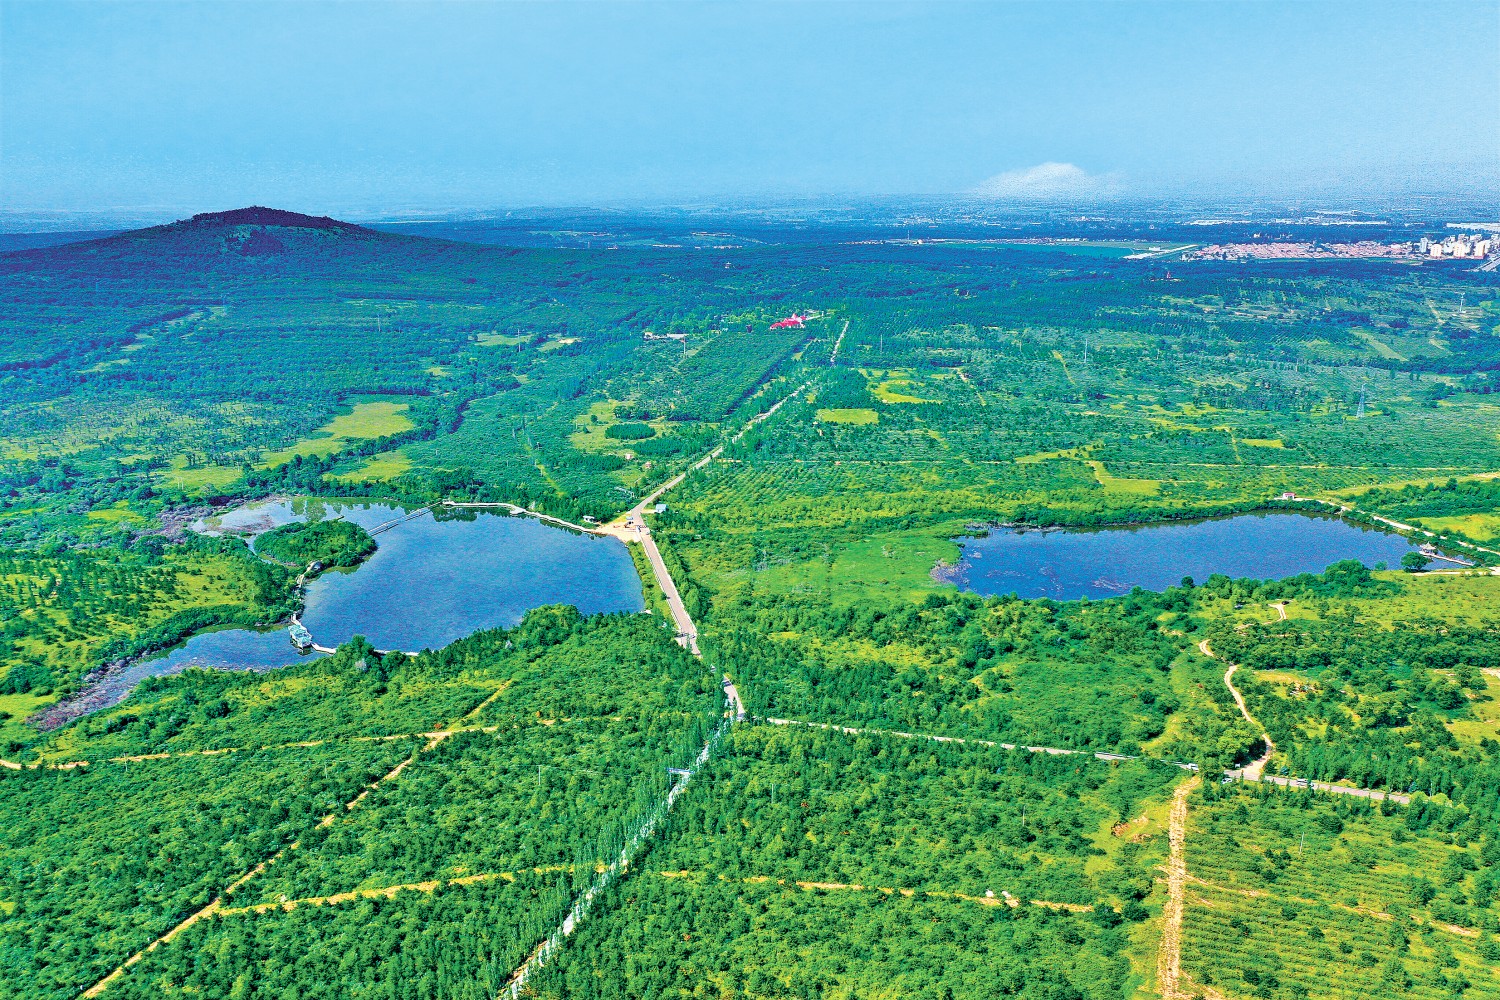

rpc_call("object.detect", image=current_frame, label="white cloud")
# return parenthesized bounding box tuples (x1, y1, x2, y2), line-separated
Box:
(972, 162, 1114, 200)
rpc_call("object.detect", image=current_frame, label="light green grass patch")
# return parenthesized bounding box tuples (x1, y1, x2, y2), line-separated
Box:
(1446, 670, 1500, 745)
(870, 379, 940, 404)
(815, 408, 879, 425)
(1330, 470, 1500, 497)
(1087, 460, 1161, 495)
(476, 332, 529, 347)
(1417, 512, 1500, 542)
(1352, 327, 1406, 361)
(732, 528, 962, 607)
(335, 451, 413, 482)
(1015, 446, 1089, 464)
(1238, 438, 1285, 449)
(262, 401, 415, 465)
(0, 691, 49, 716)
(85, 501, 148, 525)
(155, 457, 242, 492)
(79, 358, 131, 374)
(539, 336, 580, 352)
(1338, 571, 1500, 626)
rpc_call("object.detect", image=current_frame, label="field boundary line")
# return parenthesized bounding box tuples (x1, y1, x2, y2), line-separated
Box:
(658, 870, 1092, 912)
(80, 731, 453, 996)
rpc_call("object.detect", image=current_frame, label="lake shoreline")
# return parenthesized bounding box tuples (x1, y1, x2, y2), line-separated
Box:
(35, 497, 643, 728)
(944, 508, 1427, 601)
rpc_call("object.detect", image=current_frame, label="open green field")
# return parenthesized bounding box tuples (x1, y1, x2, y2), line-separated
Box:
(260, 400, 416, 466)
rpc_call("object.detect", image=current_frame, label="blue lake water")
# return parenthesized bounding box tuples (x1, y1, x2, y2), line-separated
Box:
(96, 500, 644, 707)
(945, 511, 1424, 600)
(86, 628, 326, 709)
(300, 505, 644, 652)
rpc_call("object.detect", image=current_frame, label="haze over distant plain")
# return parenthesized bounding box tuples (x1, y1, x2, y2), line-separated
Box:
(1, 0, 1496, 218)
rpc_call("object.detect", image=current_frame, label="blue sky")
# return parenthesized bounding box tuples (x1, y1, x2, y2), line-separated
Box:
(2, 1, 1496, 215)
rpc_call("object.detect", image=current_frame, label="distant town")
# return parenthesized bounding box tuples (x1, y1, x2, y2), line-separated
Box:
(1190, 231, 1498, 264)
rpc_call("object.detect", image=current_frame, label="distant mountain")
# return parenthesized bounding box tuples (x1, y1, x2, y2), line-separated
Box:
(118, 206, 379, 257)
(169, 206, 370, 233)
(2, 206, 392, 266)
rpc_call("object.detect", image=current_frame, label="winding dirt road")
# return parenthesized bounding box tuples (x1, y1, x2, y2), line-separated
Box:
(764, 716, 1197, 770)
(1200, 638, 1409, 803)
(1204, 636, 1276, 782)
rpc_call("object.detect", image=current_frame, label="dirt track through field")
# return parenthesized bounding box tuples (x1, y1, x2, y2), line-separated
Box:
(1156, 774, 1201, 1000)
(218, 866, 1094, 921)
(216, 866, 580, 916)
(6, 683, 516, 771)
(1, 727, 496, 772)
(764, 715, 1197, 770)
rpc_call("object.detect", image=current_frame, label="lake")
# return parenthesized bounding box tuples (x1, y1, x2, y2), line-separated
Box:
(83, 500, 645, 711)
(298, 504, 644, 652)
(942, 511, 1425, 600)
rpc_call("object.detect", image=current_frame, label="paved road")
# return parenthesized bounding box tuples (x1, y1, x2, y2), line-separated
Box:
(638, 522, 699, 655)
(722, 678, 746, 721)
(763, 717, 1197, 770)
(1251, 773, 1408, 803)
(594, 378, 811, 688)
(1289, 493, 1500, 565)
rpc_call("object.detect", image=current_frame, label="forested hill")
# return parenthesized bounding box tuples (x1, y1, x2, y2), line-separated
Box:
(0, 206, 388, 266)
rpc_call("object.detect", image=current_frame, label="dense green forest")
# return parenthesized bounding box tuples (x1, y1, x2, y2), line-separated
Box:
(254, 519, 376, 571)
(3, 210, 1499, 997)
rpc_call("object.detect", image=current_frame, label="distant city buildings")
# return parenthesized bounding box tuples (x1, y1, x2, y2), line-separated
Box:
(1191, 232, 1496, 262)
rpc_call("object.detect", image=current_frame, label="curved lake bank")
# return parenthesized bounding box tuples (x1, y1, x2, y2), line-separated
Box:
(299, 505, 643, 652)
(943, 511, 1426, 600)
(59, 499, 643, 720)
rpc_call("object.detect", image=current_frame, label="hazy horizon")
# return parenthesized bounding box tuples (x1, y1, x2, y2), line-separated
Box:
(3, 1, 1497, 219)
